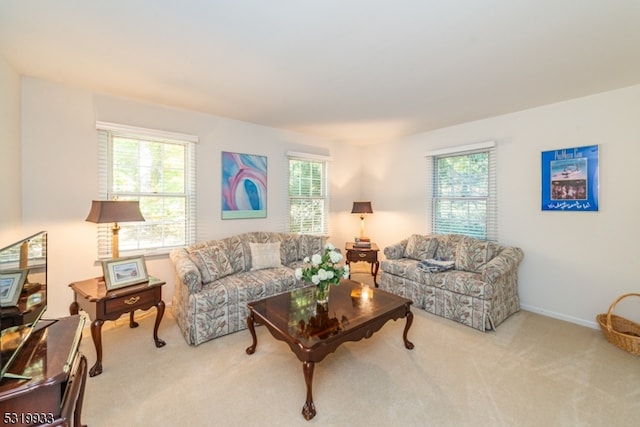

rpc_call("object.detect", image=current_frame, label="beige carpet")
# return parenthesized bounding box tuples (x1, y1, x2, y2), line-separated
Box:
(79, 272, 640, 426)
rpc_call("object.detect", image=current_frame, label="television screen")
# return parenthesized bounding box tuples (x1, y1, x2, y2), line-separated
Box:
(0, 231, 48, 380)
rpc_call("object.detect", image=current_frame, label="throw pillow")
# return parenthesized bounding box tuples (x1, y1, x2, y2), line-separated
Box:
(279, 234, 298, 265)
(299, 234, 326, 260)
(250, 242, 282, 270)
(435, 234, 464, 260)
(220, 235, 245, 273)
(455, 236, 494, 273)
(188, 244, 234, 284)
(404, 234, 438, 261)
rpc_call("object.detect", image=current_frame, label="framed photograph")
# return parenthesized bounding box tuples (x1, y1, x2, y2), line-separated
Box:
(102, 256, 149, 290)
(0, 270, 28, 307)
(221, 151, 267, 219)
(541, 145, 599, 211)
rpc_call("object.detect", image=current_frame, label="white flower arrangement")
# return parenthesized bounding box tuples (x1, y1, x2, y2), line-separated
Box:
(295, 243, 350, 289)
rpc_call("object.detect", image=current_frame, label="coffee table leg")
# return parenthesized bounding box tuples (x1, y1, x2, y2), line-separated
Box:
(302, 361, 317, 420)
(246, 313, 258, 355)
(403, 310, 415, 350)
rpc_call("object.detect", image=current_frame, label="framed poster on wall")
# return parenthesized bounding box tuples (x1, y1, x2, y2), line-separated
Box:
(541, 144, 599, 211)
(221, 151, 267, 219)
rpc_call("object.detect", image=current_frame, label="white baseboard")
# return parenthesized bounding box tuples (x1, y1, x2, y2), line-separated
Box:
(520, 304, 599, 330)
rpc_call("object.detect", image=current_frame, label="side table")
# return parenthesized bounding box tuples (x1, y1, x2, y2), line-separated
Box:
(345, 242, 380, 287)
(69, 276, 166, 377)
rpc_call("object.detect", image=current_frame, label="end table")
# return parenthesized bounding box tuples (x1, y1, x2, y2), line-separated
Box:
(69, 276, 166, 377)
(345, 242, 380, 287)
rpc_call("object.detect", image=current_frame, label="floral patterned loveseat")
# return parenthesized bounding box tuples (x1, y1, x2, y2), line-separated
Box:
(170, 232, 325, 345)
(380, 234, 524, 331)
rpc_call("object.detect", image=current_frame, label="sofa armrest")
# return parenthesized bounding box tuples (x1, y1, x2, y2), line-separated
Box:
(170, 247, 203, 293)
(479, 246, 524, 283)
(383, 239, 408, 260)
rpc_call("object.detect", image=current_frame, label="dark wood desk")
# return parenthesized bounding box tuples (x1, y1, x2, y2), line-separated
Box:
(0, 315, 87, 427)
(69, 276, 166, 377)
(345, 242, 380, 287)
(246, 280, 413, 420)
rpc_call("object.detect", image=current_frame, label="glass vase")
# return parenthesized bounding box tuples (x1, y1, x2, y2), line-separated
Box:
(316, 284, 330, 305)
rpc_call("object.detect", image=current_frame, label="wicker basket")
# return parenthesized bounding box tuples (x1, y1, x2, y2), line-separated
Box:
(596, 293, 640, 356)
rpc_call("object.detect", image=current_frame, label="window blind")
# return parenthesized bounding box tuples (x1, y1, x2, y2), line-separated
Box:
(426, 142, 497, 241)
(286, 152, 331, 236)
(95, 123, 197, 258)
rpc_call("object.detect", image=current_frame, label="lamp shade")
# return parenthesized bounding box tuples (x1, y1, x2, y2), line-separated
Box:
(351, 201, 373, 215)
(85, 200, 145, 224)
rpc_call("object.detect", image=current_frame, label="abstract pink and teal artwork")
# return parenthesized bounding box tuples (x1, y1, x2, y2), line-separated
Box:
(222, 151, 267, 219)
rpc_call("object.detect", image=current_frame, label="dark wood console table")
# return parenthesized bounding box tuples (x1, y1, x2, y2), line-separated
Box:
(69, 276, 166, 377)
(0, 315, 87, 427)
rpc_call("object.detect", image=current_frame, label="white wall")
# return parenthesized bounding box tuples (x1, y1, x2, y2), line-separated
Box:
(0, 55, 22, 244)
(14, 75, 640, 328)
(19, 77, 362, 318)
(362, 85, 640, 328)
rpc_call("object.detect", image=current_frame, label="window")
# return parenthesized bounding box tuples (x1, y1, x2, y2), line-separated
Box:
(287, 152, 330, 235)
(427, 141, 497, 241)
(96, 122, 197, 258)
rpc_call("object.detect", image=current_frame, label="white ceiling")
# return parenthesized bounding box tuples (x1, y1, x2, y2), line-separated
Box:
(1, 1, 639, 145)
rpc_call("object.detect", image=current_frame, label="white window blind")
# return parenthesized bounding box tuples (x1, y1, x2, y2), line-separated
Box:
(426, 142, 497, 241)
(287, 152, 331, 235)
(95, 122, 197, 258)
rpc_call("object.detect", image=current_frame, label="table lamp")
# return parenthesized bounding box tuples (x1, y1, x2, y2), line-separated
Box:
(86, 200, 145, 259)
(351, 201, 373, 240)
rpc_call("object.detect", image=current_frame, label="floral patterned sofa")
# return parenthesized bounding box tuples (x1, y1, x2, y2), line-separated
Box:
(170, 232, 325, 345)
(380, 234, 524, 331)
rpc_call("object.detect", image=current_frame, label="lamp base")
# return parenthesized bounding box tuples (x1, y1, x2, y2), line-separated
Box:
(111, 223, 120, 259)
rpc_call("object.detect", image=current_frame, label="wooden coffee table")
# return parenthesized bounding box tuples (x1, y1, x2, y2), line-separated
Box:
(246, 279, 414, 420)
